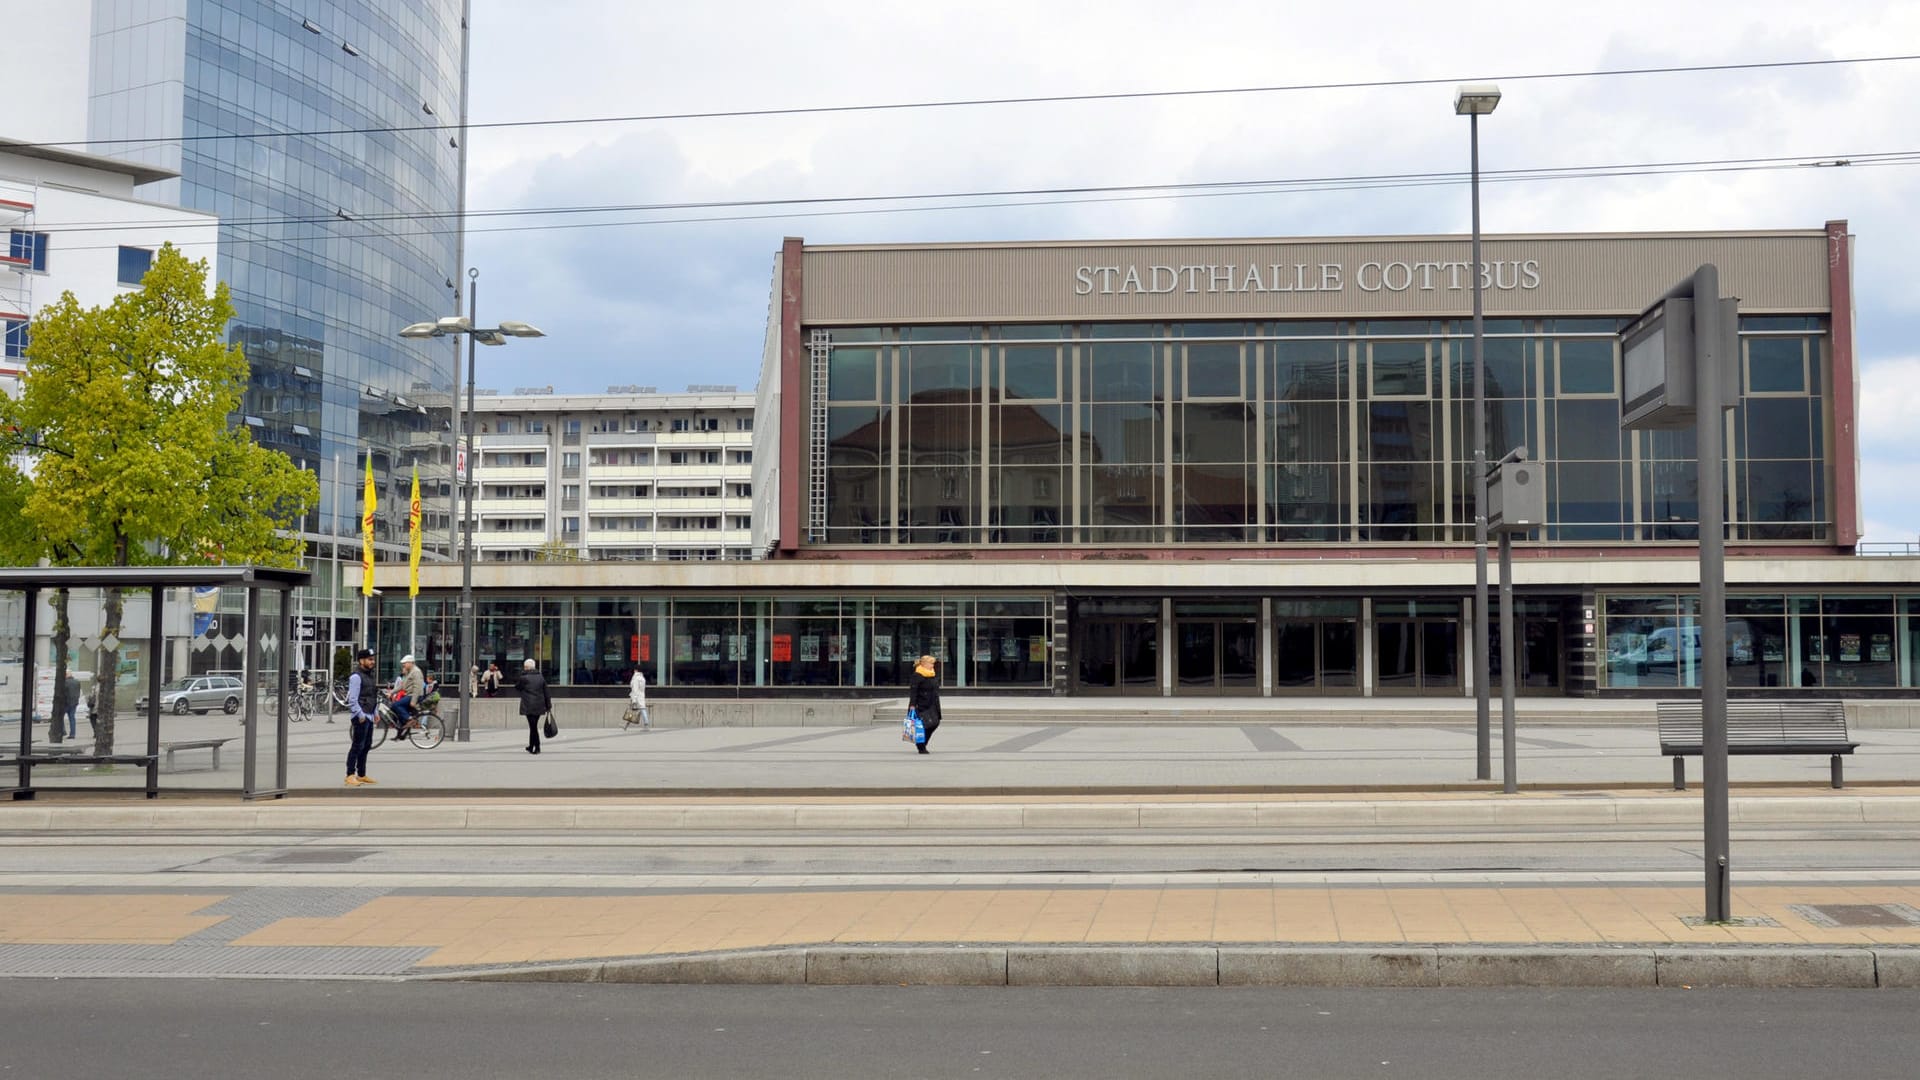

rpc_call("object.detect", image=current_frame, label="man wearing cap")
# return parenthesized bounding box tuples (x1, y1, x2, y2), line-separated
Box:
(345, 647, 379, 787)
(390, 654, 425, 738)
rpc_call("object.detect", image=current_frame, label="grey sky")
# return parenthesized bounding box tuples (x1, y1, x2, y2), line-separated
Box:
(463, 0, 1920, 542)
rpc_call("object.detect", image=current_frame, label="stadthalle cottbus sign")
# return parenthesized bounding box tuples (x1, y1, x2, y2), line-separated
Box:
(1072, 258, 1544, 296)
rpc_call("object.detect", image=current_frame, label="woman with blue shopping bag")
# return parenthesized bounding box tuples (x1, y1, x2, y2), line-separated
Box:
(905, 654, 941, 754)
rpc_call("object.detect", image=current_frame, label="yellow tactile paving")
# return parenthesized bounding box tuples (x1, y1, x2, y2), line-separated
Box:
(10, 884, 1920, 967)
(0, 894, 230, 944)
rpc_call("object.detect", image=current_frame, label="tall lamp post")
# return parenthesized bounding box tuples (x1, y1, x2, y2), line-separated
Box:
(400, 268, 543, 743)
(1455, 83, 1501, 782)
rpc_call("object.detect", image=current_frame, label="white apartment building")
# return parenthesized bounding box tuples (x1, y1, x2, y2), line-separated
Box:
(3, 138, 219, 392)
(468, 385, 758, 562)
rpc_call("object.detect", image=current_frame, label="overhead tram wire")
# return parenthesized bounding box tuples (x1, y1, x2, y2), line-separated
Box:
(29, 149, 1920, 255)
(12, 52, 1920, 153)
(27, 149, 1920, 239)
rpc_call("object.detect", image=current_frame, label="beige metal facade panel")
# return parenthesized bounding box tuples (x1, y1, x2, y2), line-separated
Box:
(377, 553, 1920, 594)
(799, 232, 1831, 324)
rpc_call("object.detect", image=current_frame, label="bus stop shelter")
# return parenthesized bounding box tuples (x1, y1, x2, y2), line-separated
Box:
(3, 565, 310, 801)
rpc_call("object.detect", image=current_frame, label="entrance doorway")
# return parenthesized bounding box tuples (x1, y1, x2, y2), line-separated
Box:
(1374, 599, 1463, 694)
(1174, 599, 1257, 693)
(1271, 599, 1361, 694)
(1491, 616, 1564, 693)
(1072, 598, 1160, 694)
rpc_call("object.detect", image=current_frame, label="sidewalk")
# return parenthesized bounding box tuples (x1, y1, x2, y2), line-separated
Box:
(4, 863, 1919, 986)
(12, 718, 1920, 794)
(5, 784, 1920, 985)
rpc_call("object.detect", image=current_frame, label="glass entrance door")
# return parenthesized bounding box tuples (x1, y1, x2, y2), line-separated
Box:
(1075, 618, 1160, 694)
(1490, 617, 1564, 693)
(1176, 619, 1258, 693)
(1375, 618, 1462, 694)
(1272, 618, 1360, 694)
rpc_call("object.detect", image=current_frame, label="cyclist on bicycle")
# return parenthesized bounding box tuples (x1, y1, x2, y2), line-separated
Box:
(390, 654, 426, 737)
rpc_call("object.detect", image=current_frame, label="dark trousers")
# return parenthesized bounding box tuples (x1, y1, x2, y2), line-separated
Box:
(346, 718, 373, 777)
(525, 714, 542, 752)
(921, 714, 940, 745)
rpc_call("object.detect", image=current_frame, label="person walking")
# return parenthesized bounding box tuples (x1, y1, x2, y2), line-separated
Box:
(60, 674, 80, 740)
(345, 647, 379, 787)
(517, 658, 551, 754)
(625, 666, 651, 731)
(467, 664, 480, 700)
(907, 654, 942, 754)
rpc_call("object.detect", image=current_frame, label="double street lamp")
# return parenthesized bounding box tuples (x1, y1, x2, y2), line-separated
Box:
(400, 268, 544, 742)
(1454, 83, 1501, 783)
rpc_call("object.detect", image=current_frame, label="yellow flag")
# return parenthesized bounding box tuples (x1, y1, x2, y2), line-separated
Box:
(361, 455, 377, 597)
(407, 466, 422, 598)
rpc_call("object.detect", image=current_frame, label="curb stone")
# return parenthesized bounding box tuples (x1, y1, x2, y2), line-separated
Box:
(419, 945, 1920, 989)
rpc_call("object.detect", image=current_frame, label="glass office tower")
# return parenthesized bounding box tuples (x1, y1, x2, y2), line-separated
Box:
(86, 0, 468, 657)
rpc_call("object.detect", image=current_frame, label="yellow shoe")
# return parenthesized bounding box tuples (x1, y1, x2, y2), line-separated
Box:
(357, 776, 377, 785)
(345, 776, 361, 787)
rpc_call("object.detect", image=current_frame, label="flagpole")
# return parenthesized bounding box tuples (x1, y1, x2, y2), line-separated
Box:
(329, 451, 341, 722)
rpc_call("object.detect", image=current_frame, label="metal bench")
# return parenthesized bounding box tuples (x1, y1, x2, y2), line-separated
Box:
(1656, 700, 1856, 790)
(162, 738, 233, 773)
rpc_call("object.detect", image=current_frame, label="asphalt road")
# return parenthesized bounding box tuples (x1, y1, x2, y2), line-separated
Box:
(2, 980, 1915, 1079)
(8, 825, 1920, 878)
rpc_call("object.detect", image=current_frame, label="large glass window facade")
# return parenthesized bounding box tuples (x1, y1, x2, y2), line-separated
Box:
(818, 319, 1830, 546)
(379, 595, 1052, 691)
(1600, 591, 1916, 689)
(88, 1, 468, 550)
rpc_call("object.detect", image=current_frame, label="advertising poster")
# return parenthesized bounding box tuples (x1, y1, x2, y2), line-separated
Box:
(902, 631, 921, 658)
(872, 634, 894, 662)
(637, 634, 651, 663)
(771, 634, 792, 662)
(1001, 637, 1020, 661)
(1808, 635, 1829, 662)
(1029, 636, 1047, 663)
(699, 634, 721, 661)
(1870, 634, 1892, 663)
(727, 634, 748, 661)
(1838, 633, 1861, 663)
(827, 634, 846, 663)
(799, 634, 821, 663)
(975, 642, 991, 662)
(931, 636, 949, 663)
(673, 635, 693, 663)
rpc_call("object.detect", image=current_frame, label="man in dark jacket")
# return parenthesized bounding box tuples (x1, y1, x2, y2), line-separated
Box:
(345, 648, 378, 786)
(517, 658, 550, 754)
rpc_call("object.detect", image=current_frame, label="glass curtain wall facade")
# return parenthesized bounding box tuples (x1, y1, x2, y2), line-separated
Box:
(1602, 591, 1920, 691)
(377, 595, 1053, 691)
(87, 0, 467, 554)
(821, 319, 1830, 546)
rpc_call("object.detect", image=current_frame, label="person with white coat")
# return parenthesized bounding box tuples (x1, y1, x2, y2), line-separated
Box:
(625, 667, 651, 731)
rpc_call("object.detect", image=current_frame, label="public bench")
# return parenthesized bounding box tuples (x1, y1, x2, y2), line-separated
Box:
(1656, 699, 1856, 790)
(161, 738, 233, 773)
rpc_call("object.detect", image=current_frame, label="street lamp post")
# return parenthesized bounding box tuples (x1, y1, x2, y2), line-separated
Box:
(1455, 83, 1501, 782)
(400, 270, 543, 743)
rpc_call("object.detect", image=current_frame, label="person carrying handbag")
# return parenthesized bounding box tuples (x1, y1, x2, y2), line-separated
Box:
(907, 654, 942, 754)
(517, 658, 551, 754)
(625, 667, 651, 731)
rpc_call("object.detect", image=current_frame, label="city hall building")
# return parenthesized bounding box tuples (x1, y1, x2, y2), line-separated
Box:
(379, 222, 1920, 701)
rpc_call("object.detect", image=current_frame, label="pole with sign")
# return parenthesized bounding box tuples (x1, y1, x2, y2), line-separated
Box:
(1619, 264, 1740, 922)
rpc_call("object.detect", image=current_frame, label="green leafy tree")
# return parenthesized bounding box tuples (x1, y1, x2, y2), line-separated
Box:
(0, 245, 319, 755)
(532, 538, 582, 563)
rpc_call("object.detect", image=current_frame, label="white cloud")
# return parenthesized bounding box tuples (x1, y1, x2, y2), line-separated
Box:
(460, 0, 1920, 437)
